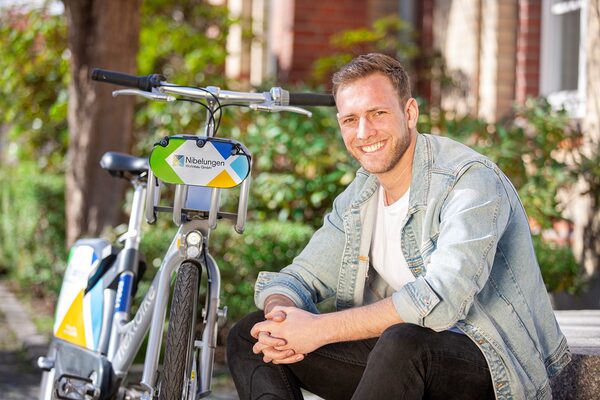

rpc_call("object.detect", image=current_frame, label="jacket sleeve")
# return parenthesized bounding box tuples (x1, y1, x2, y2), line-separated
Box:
(392, 162, 512, 331)
(254, 171, 368, 313)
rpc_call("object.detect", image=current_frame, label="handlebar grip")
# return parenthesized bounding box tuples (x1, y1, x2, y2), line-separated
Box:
(288, 92, 336, 107)
(90, 68, 165, 92)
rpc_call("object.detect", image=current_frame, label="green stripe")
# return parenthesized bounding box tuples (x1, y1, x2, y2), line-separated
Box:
(149, 138, 185, 184)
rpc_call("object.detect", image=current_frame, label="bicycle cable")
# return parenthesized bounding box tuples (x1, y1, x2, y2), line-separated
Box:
(213, 103, 250, 133)
(162, 84, 224, 134)
(175, 98, 219, 134)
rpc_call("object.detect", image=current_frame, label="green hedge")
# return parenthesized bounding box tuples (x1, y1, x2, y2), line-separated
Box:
(137, 219, 314, 321)
(0, 162, 66, 295)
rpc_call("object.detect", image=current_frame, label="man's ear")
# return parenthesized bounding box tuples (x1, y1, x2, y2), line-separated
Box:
(405, 98, 419, 129)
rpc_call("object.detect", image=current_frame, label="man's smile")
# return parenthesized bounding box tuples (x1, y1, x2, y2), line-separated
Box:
(359, 140, 386, 154)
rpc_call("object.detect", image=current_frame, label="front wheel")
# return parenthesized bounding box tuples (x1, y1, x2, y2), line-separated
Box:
(159, 262, 200, 400)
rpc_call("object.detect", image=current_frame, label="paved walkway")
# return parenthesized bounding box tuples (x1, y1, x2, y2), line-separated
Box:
(0, 308, 41, 399)
(555, 310, 600, 355)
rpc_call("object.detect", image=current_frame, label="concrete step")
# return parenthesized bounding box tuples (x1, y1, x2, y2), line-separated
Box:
(551, 310, 600, 400)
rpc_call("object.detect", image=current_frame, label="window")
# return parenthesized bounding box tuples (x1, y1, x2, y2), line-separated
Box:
(540, 0, 587, 118)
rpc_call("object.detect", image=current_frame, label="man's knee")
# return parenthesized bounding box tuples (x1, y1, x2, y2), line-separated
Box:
(227, 310, 264, 357)
(374, 323, 430, 360)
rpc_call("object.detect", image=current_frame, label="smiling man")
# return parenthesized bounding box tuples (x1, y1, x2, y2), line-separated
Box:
(227, 53, 570, 400)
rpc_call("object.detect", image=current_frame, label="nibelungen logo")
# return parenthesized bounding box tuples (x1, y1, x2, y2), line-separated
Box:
(172, 154, 185, 167)
(171, 154, 226, 169)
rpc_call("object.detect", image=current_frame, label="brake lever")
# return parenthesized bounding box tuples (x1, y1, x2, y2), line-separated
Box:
(112, 89, 176, 102)
(249, 103, 312, 117)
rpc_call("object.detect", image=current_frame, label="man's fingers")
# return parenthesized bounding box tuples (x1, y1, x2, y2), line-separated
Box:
(259, 347, 296, 363)
(266, 310, 286, 322)
(251, 321, 274, 338)
(272, 353, 305, 365)
(265, 306, 294, 319)
(252, 336, 288, 354)
(257, 331, 286, 347)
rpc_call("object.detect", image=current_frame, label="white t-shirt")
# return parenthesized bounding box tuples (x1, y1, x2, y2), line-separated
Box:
(370, 186, 415, 291)
(370, 186, 464, 334)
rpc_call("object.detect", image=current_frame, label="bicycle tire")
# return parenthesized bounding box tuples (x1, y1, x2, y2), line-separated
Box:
(159, 262, 200, 400)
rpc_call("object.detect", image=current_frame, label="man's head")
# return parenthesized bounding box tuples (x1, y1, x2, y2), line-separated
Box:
(333, 54, 418, 183)
(332, 53, 412, 106)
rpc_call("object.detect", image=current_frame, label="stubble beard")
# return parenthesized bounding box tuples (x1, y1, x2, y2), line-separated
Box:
(357, 133, 411, 175)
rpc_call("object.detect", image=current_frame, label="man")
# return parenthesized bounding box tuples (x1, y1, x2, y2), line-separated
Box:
(227, 53, 570, 399)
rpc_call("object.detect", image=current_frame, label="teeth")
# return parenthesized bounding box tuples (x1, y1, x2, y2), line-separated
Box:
(362, 142, 384, 153)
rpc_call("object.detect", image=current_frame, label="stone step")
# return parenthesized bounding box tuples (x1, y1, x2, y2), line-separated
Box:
(551, 310, 600, 400)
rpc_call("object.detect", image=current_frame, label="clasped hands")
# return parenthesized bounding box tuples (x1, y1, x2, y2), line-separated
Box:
(250, 306, 323, 365)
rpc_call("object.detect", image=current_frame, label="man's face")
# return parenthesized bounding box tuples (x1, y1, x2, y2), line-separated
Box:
(335, 73, 413, 176)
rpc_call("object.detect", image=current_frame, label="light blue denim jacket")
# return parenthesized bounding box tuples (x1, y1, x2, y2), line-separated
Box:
(255, 134, 570, 399)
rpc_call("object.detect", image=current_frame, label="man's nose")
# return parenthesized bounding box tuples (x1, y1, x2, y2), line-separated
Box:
(357, 117, 376, 140)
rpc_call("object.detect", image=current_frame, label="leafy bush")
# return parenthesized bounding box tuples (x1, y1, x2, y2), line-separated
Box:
(212, 220, 314, 320)
(532, 235, 581, 294)
(0, 7, 68, 172)
(133, 217, 313, 322)
(222, 107, 357, 227)
(0, 163, 66, 295)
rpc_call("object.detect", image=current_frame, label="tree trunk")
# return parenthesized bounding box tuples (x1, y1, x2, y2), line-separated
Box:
(64, 0, 142, 246)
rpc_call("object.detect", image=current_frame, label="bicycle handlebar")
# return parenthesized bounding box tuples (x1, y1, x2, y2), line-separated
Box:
(91, 68, 336, 112)
(288, 92, 335, 107)
(91, 68, 165, 92)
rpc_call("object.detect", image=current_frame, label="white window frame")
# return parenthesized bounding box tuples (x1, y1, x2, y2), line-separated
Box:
(540, 0, 587, 118)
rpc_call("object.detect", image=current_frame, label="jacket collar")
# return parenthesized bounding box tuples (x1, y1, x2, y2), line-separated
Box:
(409, 133, 431, 210)
(352, 133, 431, 211)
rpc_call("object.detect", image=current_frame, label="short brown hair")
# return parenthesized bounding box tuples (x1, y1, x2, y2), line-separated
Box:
(332, 53, 412, 105)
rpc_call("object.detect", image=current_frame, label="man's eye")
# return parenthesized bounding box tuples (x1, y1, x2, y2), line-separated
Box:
(373, 111, 386, 117)
(342, 118, 356, 125)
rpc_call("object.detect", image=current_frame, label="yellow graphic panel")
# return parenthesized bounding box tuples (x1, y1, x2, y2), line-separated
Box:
(207, 170, 236, 188)
(55, 290, 87, 348)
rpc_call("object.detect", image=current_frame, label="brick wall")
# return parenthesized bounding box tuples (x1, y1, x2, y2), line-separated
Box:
(515, 0, 542, 103)
(287, 1, 369, 82)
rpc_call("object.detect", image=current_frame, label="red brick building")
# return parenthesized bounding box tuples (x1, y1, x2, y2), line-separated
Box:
(226, 0, 600, 290)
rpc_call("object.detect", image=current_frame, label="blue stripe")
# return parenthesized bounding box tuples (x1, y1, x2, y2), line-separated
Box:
(115, 273, 134, 313)
(90, 282, 104, 350)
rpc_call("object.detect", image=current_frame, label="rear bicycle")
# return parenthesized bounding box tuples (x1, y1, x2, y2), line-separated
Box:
(38, 152, 149, 400)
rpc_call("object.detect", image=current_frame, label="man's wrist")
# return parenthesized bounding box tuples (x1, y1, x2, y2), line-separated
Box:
(263, 294, 296, 314)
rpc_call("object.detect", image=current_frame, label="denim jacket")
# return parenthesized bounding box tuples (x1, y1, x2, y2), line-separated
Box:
(255, 134, 571, 399)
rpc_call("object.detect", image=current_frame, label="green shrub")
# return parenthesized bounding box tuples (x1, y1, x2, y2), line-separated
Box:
(212, 220, 314, 320)
(533, 235, 581, 294)
(0, 162, 66, 295)
(134, 217, 313, 322)
(222, 106, 357, 227)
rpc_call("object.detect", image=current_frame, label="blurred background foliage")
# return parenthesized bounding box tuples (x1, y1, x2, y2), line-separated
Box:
(0, 3, 586, 329)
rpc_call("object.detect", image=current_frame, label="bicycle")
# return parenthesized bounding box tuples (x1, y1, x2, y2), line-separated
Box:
(38, 68, 335, 400)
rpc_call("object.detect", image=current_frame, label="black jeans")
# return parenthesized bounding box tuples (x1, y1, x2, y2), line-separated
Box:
(227, 311, 495, 400)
